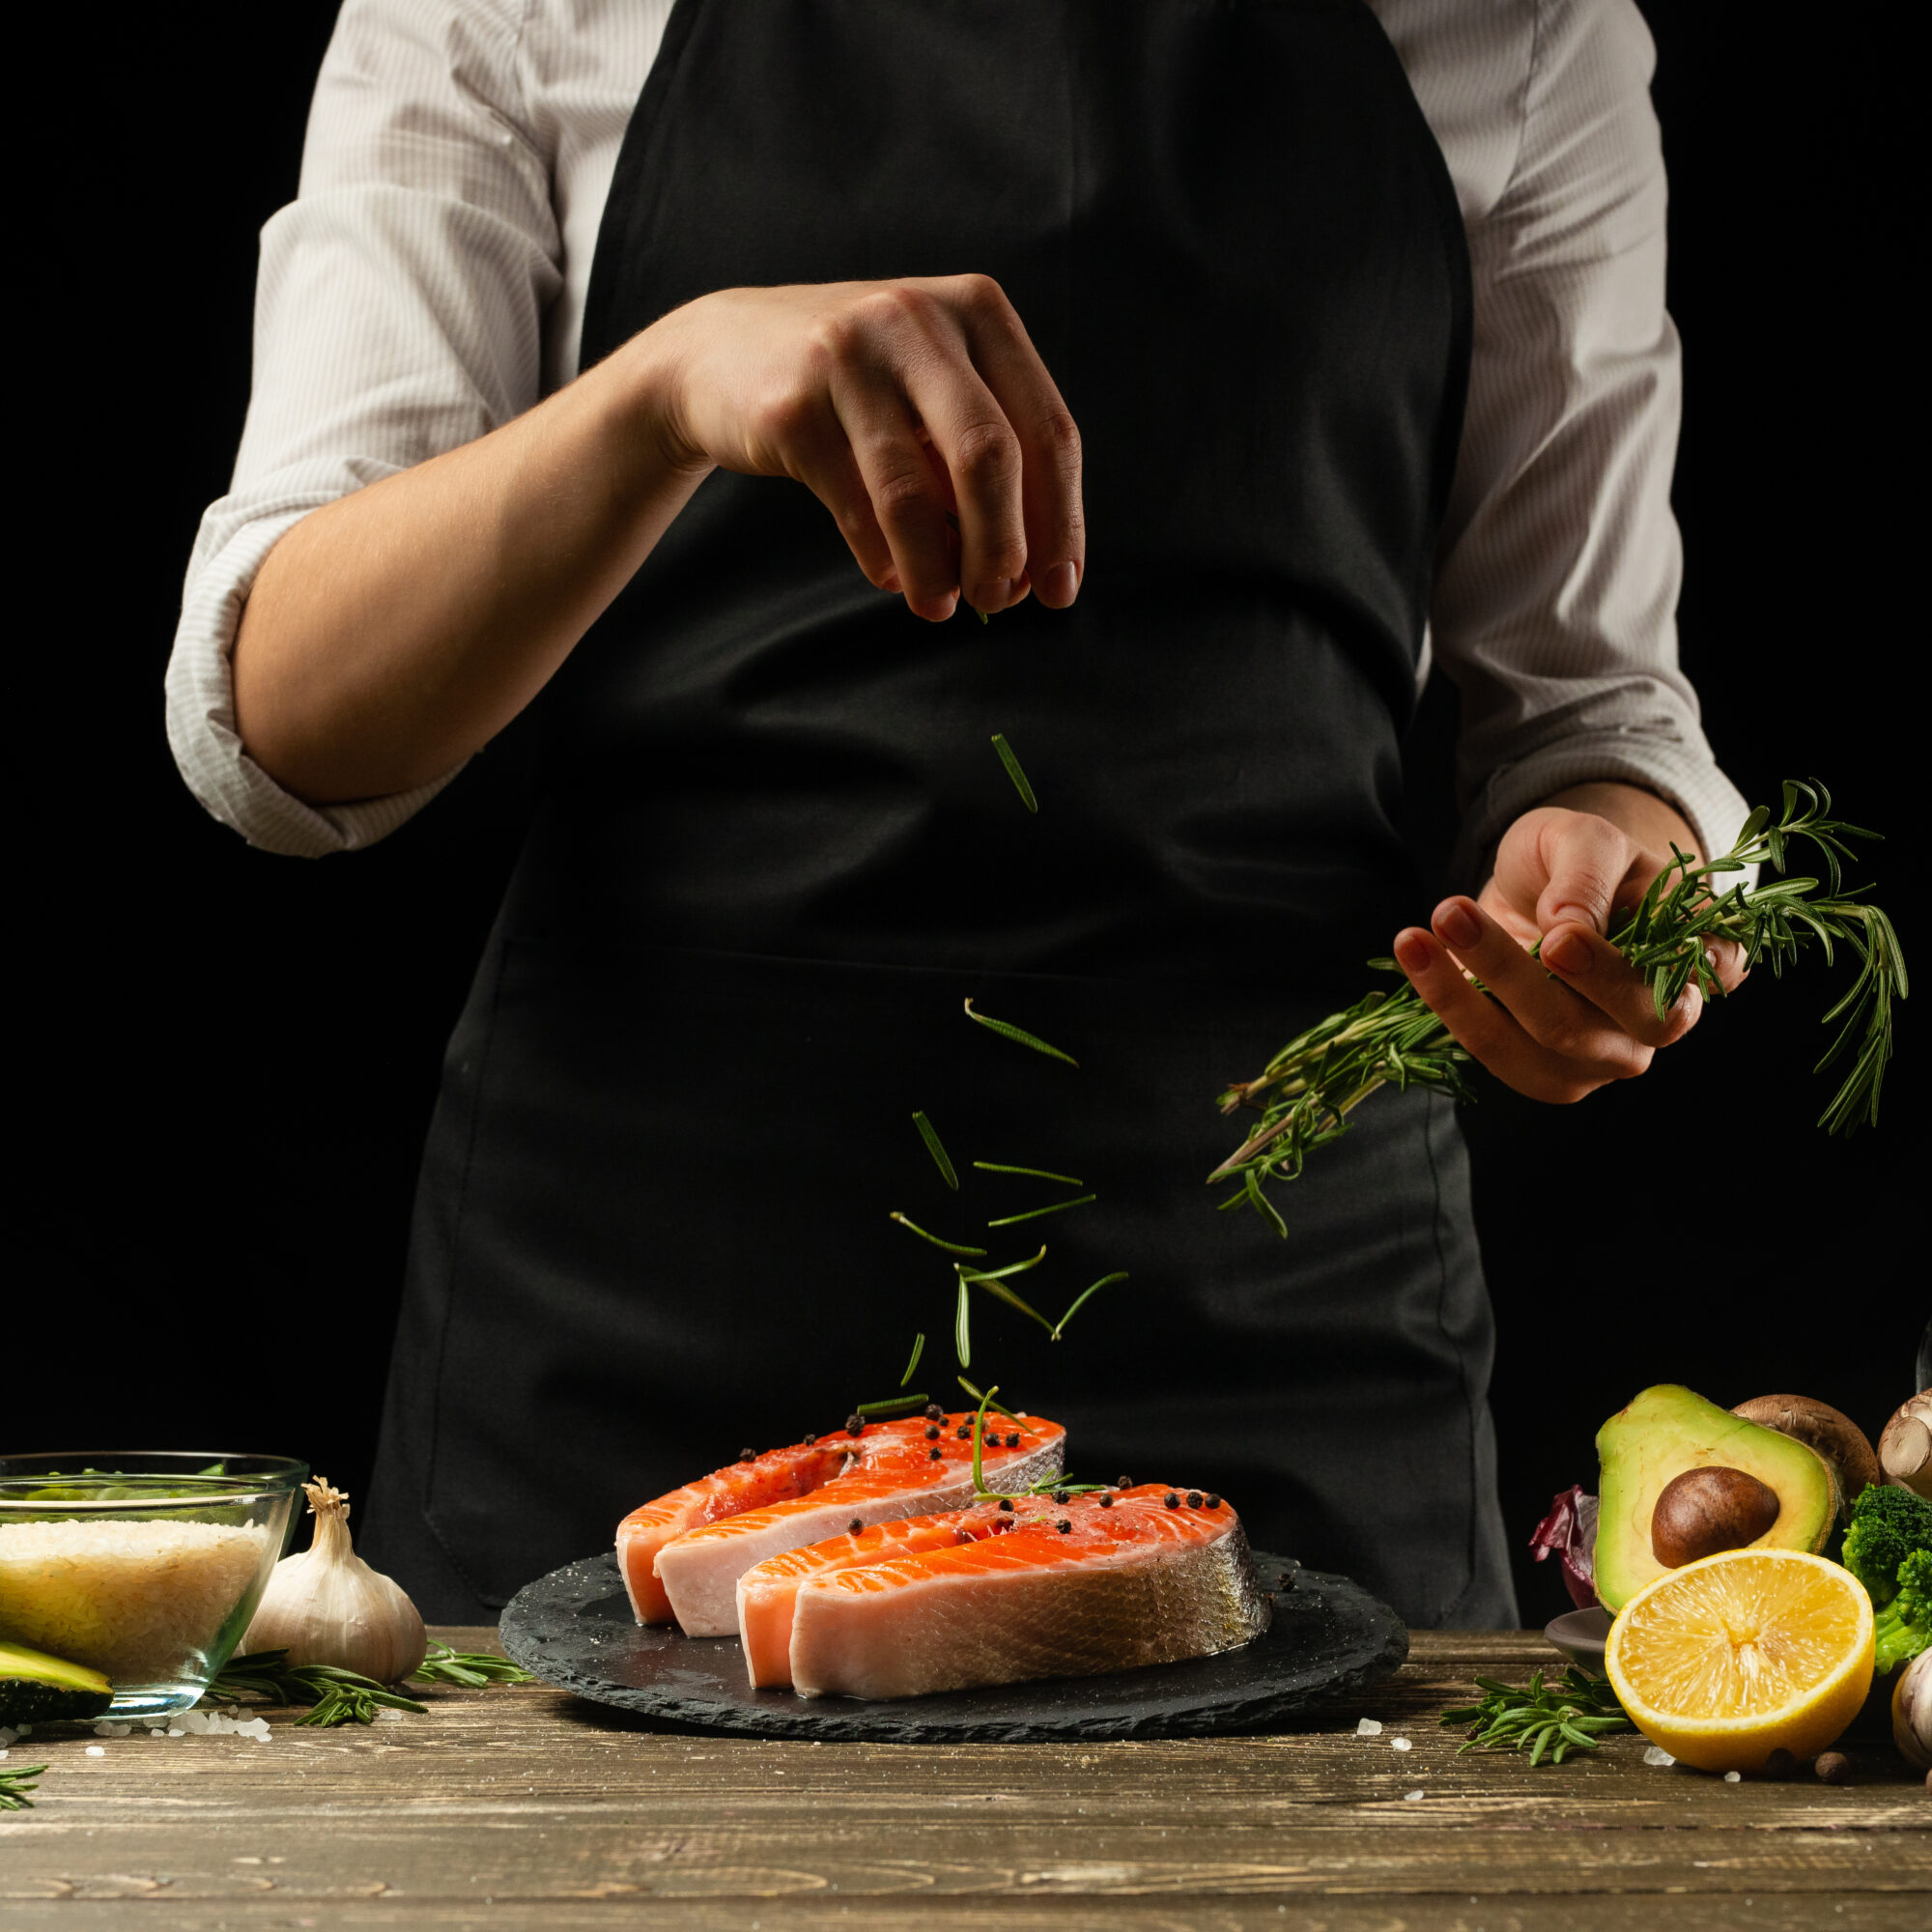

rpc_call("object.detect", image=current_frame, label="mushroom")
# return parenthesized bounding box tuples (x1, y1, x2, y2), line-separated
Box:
(1878, 1390, 1932, 1500)
(1730, 1394, 1880, 1514)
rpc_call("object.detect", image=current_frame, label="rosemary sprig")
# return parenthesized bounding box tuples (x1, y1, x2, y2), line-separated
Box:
(974, 1160, 1085, 1185)
(0, 1762, 47, 1810)
(1214, 781, 1907, 1223)
(912, 1111, 959, 1189)
(991, 732, 1039, 812)
(987, 1192, 1095, 1227)
(899, 1330, 925, 1385)
(964, 999, 1079, 1067)
(1439, 1667, 1633, 1766)
(964, 1383, 1107, 1500)
(890, 1211, 986, 1257)
(201, 1651, 428, 1727)
(955, 1276, 972, 1366)
(410, 1643, 538, 1689)
(956, 1376, 1024, 1423)
(958, 1265, 1055, 1333)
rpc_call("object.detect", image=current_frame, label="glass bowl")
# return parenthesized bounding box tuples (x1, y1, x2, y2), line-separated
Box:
(0, 1451, 308, 1719)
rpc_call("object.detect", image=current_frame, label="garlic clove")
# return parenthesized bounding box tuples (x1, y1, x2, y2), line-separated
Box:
(241, 1479, 427, 1684)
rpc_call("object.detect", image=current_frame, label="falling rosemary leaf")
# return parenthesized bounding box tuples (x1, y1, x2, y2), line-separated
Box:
(1214, 780, 1908, 1227)
(957, 1376, 1023, 1423)
(990, 732, 1039, 812)
(1439, 1667, 1633, 1766)
(410, 1642, 537, 1688)
(912, 1111, 960, 1189)
(958, 1266, 1055, 1333)
(890, 1211, 987, 1258)
(1051, 1271, 1127, 1341)
(899, 1330, 926, 1385)
(973, 1160, 1085, 1185)
(963, 999, 1078, 1067)
(986, 1192, 1096, 1228)
(955, 1245, 1048, 1282)
(0, 1763, 46, 1810)
(856, 1392, 929, 1418)
(954, 1276, 972, 1368)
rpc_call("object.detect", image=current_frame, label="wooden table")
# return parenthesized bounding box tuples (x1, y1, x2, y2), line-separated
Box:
(3, 1628, 1926, 1927)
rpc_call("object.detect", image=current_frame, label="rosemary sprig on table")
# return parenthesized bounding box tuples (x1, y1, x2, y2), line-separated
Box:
(201, 1644, 534, 1725)
(1213, 781, 1907, 1224)
(0, 1762, 47, 1810)
(1440, 1667, 1633, 1765)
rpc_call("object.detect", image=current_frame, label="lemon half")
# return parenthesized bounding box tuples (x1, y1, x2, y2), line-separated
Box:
(1604, 1547, 1874, 1774)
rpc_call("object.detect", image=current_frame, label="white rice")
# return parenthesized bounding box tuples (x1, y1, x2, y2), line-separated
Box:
(0, 1518, 270, 1682)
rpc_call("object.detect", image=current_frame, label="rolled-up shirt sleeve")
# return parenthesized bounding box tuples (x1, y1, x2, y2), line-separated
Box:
(164, 0, 560, 856)
(1428, 0, 1750, 883)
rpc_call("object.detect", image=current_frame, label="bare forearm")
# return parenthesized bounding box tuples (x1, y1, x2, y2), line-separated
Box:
(232, 332, 707, 805)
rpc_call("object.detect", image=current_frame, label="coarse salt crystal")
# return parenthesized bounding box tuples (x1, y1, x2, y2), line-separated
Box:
(1643, 1747, 1676, 1767)
(1355, 1718, 1383, 1736)
(376, 1708, 405, 1721)
(1723, 1771, 1742, 1783)
(85, 1745, 105, 1757)
(1390, 1737, 1412, 1751)
(1403, 1789, 1425, 1801)
(166, 1727, 185, 1738)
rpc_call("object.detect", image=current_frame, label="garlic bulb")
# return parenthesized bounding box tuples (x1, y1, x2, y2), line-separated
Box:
(242, 1479, 427, 1684)
(1893, 1653, 1932, 1771)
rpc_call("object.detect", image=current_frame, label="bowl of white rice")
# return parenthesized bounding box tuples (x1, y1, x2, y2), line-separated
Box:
(1, 1452, 306, 1719)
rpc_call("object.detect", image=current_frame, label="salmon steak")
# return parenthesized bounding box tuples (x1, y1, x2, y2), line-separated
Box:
(736, 1485, 1271, 1698)
(616, 1410, 1065, 1634)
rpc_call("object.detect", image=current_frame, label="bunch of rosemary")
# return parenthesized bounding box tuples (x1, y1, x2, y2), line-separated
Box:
(1440, 1666, 1634, 1766)
(1212, 781, 1907, 1231)
(200, 1641, 535, 1728)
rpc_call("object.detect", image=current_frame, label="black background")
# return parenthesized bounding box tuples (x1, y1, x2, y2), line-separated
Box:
(18, 4, 1923, 1621)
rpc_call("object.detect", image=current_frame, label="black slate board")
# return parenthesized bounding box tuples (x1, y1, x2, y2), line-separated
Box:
(499, 1550, 1406, 1742)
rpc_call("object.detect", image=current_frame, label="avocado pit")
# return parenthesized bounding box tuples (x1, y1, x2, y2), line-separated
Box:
(1650, 1464, 1782, 1568)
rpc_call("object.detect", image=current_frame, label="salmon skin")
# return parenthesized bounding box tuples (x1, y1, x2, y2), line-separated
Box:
(616, 1411, 1065, 1634)
(736, 1486, 1271, 1698)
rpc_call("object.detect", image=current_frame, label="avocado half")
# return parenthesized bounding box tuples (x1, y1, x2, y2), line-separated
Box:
(1595, 1383, 1838, 1612)
(0, 1639, 115, 1725)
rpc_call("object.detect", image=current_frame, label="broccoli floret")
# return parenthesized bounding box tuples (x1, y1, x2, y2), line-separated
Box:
(1840, 1483, 1932, 1608)
(1874, 1547, 1932, 1676)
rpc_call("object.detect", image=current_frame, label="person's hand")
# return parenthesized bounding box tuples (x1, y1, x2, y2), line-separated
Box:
(642, 275, 1085, 624)
(1389, 793, 1747, 1103)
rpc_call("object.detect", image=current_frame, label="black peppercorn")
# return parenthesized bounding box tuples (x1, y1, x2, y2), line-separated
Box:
(1187, 1492, 1204, 1508)
(1052, 1491, 1069, 1505)
(740, 1448, 756, 1463)
(1057, 1520, 1072, 1534)
(956, 1425, 972, 1439)
(1118, 1476, 1133, 1490)
(803, 1435, 817, 1446)
(845, 1415, 865, 1435)
(1205, 1494, 1222, 1509)
(928, 1445, 942, 1461)
(998, 1497, 1015, 1512)
(848, 1518, 864, 1534)
(1005, 1432, 1020, 1448)
(1164, 1492, 1180, 1509)
(924, 1425, 940, 1440)
(1098, 1494, 1114, 1508)
(924, 1403, 944, 1420)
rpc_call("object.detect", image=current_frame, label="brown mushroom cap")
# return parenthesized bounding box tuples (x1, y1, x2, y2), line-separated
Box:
(1730, 1394, 1880, 1510)
(1878, 1391, 1932, 1500)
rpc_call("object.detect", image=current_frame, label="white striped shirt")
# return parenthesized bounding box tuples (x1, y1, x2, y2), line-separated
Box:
(166, 0, 1748, 880)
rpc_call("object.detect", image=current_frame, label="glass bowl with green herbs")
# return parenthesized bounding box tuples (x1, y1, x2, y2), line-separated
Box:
(0, 1452, 307, 1720)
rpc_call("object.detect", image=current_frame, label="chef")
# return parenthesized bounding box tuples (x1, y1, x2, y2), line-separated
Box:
(168, 0, 1748, 1628)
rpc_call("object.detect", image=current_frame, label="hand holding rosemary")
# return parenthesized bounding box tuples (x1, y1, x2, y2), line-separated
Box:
(1213, 781, 1906, 1230)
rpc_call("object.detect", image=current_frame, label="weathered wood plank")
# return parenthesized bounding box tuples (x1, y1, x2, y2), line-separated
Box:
(2, 1629, 1925, 1928)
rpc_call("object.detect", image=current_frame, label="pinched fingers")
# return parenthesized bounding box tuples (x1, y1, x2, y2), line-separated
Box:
(948, 274, 1085, 609)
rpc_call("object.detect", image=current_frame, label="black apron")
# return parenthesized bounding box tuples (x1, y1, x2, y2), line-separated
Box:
(363, 0, 1515, 1631)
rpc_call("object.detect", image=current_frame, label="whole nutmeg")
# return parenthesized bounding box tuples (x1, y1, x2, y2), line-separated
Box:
(1813, 1750, 1852, 1785)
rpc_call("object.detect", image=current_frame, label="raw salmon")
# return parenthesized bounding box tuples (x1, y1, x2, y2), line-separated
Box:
(737, 1485, 1271, 1697)
(616, 1410, 1065, 1633)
